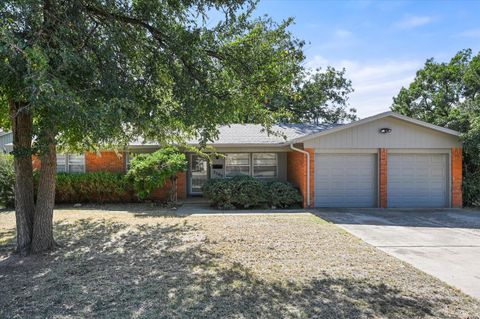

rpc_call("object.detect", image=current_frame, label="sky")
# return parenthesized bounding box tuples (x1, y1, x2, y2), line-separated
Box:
(253, 0, 480, 118)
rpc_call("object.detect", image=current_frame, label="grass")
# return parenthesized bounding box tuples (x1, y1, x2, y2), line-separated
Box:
(1, 205, 479, 318)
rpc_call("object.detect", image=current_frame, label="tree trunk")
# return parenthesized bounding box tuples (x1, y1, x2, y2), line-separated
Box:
(170, 176, 177, 203)
(9, 101, 35, 254)
(31, 132, 57, 253)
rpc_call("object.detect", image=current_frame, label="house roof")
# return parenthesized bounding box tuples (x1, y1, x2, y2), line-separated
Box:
(129, 112, 461, 148)
(2, 112, 461, 149)
(190, 123, 339, 146)
(127, 123, 339, 147)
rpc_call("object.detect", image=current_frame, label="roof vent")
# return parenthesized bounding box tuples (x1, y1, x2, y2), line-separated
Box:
(379, 128, 392, 134)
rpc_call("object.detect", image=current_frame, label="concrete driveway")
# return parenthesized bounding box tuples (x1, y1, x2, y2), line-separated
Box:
(316, 209, 480, 299)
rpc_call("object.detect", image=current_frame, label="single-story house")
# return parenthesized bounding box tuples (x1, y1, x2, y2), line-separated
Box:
(11, 111, 464, 208)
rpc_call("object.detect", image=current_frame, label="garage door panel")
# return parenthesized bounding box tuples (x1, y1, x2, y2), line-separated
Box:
(314, 154, 377, 208)
(388, 154, 448, 208)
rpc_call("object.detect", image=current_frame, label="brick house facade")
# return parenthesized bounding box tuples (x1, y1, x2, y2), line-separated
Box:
(26, 112, 463, 208)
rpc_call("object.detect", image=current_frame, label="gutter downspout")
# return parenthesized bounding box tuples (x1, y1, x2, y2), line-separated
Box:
(290, 143, 310, 207)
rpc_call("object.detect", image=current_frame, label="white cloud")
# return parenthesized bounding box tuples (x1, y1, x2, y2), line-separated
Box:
(306, 56, 422, 118)
(394, 15, 434, 29)
(457, 28, 480, 38)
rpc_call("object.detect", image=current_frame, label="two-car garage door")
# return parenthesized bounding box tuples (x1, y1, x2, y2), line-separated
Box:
(314, 153, 449, 208)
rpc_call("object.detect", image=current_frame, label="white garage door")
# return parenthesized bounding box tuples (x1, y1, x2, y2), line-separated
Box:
(314, 154, 377, 208)
(388, 154, 448, 208)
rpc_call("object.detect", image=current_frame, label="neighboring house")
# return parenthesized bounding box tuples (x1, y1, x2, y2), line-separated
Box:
(0, 131, 13, 154)
(19, 111, 467, 208)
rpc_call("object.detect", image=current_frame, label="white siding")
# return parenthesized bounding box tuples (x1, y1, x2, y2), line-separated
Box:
(304, 117, 461, 149)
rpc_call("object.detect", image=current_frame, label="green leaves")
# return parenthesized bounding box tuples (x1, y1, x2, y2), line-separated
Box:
(0, 0, 305, 151)
(126, 147, 187, 199)
(266, 67, 355, 124)
(0, 154, 15, 208)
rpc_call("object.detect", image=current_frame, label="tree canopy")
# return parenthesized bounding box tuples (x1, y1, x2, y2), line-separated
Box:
(265, 67, 356, 124)
(0, 0, 306, 253)
(392, 49, 480, 206)
(0, 0, 306, 148)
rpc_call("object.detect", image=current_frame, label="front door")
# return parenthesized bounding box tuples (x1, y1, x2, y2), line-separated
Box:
(190, 154, 208, 195)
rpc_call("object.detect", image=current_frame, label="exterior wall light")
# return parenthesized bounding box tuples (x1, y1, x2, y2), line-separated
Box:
(379, 128, 392, 134)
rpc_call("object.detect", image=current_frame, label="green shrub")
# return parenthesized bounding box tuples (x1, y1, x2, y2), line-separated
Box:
(266, 181, 302, 208)
(229, 175, 266, 208)
(203, 176, 302, 209)
(0, 154, 15, 208)
(463, 170, 480, 207)
(202, 178, 235, 209)
(126, 147, 187, 201)
(54, 172, 134, 203)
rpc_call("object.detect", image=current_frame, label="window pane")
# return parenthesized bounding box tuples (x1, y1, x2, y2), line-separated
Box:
(253, 166, 277, 178)
(225, 165, 250, 177)
(68, 154, 84, 173)
(225, 153, 249, 166)
(253, 153, 277, 178)
(57, 154, 67, 173)
(69, 165, 84, 173)
(126, 153, 133, 170)
(225, 153, 250, 177)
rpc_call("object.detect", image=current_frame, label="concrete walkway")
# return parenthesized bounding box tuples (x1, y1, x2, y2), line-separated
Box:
(316, 209, 480, 299)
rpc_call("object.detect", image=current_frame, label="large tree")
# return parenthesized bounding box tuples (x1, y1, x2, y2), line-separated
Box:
(0, 0, 304, 254)
(265, 67, 356, 124)
(392, 49, 480, 206)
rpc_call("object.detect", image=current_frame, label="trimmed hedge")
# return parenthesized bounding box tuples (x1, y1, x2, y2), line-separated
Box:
(0, 154, 15, 208)
(54, 172, 135, 204)
(266, 181, 303, 208)
(202, 175, 302, 209)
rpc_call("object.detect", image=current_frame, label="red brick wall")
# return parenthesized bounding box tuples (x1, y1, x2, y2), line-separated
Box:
(287, 147, 315, 208)
(149, 171, 187, 201)
(451, 147, 463, 208)
(85, 151, 125, 173)
(379, 148, 388, 208)
(32, 155, 41, 170)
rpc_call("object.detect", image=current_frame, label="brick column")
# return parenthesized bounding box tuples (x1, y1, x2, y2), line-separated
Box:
(287, 147, 315, 208)
(451, 147, 463, 208)
(378, 148, 388, 208)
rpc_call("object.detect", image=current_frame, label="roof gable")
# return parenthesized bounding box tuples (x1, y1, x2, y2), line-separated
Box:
(293, 112, 460, 144)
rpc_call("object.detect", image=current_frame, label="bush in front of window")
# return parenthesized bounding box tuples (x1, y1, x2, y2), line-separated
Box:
(202, 178, 235, 210)
(53, 172, 135, 204)
(229, 175, 266, 208)
(0, 154, 15, 208)
(266, 181, 303, 208)
(202, 176, 302, 209)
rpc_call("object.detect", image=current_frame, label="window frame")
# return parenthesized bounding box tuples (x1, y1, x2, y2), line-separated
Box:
(125, 152, 132, 171)
(252, 153, 278, 179)
(224, 153, 251, 178)
(57, 153, 85, 173)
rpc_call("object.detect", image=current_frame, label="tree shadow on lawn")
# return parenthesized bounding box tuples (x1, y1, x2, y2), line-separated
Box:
(0, 219, 464, 318)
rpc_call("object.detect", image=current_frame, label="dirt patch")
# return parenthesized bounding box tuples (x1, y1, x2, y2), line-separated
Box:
(0, 207, 479, 318)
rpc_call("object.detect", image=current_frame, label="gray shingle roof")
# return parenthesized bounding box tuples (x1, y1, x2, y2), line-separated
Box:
(128, 123, 339, 147)
(193, 123, 338, 145)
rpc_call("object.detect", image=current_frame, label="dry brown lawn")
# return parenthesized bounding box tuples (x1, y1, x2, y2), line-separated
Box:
(1, 204, 479, 318)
